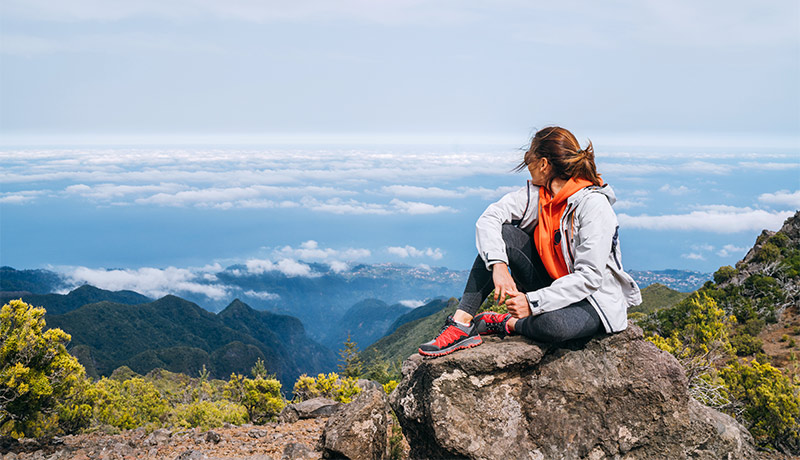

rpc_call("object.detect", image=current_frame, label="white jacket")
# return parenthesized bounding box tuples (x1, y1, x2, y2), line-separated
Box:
(475, 181, 641, 333)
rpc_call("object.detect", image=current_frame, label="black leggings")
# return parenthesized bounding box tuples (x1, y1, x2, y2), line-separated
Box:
(458, 223, 601, 343)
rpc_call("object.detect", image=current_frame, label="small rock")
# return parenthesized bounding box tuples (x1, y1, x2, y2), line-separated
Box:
(175, 450, 205, 460)
(204, 431, 221, 444)
(281, 442, 315, 460)
(247, 429, 268, 439)
(144, 428, 171, 446)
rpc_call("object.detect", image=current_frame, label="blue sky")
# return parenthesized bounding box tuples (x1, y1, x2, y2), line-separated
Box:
(1, 1, 798, 297)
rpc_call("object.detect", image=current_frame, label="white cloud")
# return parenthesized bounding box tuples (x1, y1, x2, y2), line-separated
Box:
(717, 244, 748, 258)
(275, 258, 313, 277)
(613, 199, 646, 210)
(243, 257, 314, 277)
(659, 184, 692, 195)
(274, 240, 371, 261)
(243, 290, 280, 301)
(387, 245, 444, 260)
(328, 260, 349, 273)
(681, 253, 705, 260)
(0, 190, 44, 204)
(389, 199, 455, 215)
(691, 244, 714, 252)
(381, 185, 518, 200)
(65, 266, 229, 300)
(618, 208, 794, 233)
(398, 299, 425, 308)
(758, 190, 800, 209)
(739, 162, 800, 171)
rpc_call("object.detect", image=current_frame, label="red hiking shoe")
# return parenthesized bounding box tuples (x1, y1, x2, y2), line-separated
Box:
(418, 316, 482, 357)
(473, 311, 512, 338)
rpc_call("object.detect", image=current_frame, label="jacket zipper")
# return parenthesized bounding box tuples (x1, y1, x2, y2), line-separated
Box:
(611, 225, 622, 270)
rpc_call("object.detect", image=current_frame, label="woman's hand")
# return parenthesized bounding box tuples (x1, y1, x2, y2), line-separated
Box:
(491, 263, 517, 303)
(505, 290, 532, 319)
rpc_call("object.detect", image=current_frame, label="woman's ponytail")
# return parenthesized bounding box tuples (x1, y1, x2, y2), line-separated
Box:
(564, 140, 602, 186)
(520, 127, 603, 188)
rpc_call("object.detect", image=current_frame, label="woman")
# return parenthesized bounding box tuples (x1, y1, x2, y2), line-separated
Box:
(419, 126, 641, 357)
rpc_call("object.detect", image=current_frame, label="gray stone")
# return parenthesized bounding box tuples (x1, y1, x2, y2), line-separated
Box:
(175, 450, 205, 460)
(281, 442, 316, 460)
(247, 429, 268, 439)
(389, 326, 758, 460)
(321, 386, 391, 460)
(144, 428, 172, 446)
(278, 397, 341, 423)
(204, 430, 221, 444)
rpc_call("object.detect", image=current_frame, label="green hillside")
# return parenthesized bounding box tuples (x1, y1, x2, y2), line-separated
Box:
(1, 284, 152, 315)
(629, 283, 689, 315)
(45, 296, 335, 386)
(323, 298, 412, 349)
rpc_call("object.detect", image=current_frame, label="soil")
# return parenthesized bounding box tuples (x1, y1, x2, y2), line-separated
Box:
(1, 419, 326, 460)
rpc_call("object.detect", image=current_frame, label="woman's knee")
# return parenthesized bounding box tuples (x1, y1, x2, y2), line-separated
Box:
(501, 223, 530, 250)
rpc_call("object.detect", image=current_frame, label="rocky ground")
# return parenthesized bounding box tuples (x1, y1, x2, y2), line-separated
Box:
(1, 419, 327, 460)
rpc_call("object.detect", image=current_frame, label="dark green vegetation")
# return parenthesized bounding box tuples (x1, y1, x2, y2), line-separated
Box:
(0, 284, 152, 315)
(44, 296, 335, 387)
(0, 266, 65, 294)
(629, 283, 689, 315)
(638, 212, 800, 454)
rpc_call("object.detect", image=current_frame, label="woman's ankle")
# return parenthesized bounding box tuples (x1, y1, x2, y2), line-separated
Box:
(452, 309, 474, 324)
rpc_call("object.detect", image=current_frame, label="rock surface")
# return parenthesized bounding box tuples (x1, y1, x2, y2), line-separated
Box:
(321, 387, 392, 460)
(279, 398, 341, 423)
(389, 325, 758, 460)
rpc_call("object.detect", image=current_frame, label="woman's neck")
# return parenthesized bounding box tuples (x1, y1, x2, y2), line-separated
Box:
(548, 177, 569, 197)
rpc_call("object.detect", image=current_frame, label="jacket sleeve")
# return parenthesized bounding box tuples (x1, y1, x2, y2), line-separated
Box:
(475, 185, 532, 271)
(525, 193, 616, 313)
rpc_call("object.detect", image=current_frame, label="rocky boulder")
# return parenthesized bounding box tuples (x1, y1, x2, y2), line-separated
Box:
(389, 326, 757, 460)
(279, 397, 341, 423)
(321, 386, 392, 460)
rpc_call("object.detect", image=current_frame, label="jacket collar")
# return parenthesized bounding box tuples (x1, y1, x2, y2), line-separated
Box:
(565, 183, 617, 207)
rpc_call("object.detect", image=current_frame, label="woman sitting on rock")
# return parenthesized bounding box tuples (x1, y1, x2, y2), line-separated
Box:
(419, 126, 641, 357)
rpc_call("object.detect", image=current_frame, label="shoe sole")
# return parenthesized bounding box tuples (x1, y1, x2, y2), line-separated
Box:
(418, 336, 482, 357)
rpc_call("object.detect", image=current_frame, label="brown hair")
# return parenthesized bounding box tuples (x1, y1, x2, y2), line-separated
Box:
(515, 126, 602, 189)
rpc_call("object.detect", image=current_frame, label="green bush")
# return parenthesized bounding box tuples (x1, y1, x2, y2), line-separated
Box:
(292, 372, 361, 403)
(92, 377, 170, 431)
(720, 359, 800, 451)
(730, 333, 764, 356)
(170, 400, 247, 430)
(714, 266, 738, 285)
(224, 374, 284, 424)
(0, 300, 87, 438)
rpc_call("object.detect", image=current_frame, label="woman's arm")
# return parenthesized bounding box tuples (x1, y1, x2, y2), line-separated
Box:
(524, 193, 617, 314)
(475, 185, 534, 271)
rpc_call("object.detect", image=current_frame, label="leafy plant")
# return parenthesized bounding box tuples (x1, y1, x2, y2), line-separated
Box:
(224, 374, 285, 424)
(292, 372, 361, 403)
(0, 300, 86, 437)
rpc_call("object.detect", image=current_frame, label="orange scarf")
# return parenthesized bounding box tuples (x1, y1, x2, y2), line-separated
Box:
(534, 178, 597, 279)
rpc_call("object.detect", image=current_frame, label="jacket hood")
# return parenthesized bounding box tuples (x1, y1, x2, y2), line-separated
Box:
(566, 183, 617, 207)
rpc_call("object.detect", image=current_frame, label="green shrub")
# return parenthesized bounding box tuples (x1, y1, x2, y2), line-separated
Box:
(755, 243, 781, 263)
(720, 359, 800, 450)
(714, 266, 738, 285)
(0, 300, 87, 438)
(383, 380, 398, 395)
(292, 372, 361, 403)
(781, 334, 790, 342)
(224, 374, 284, 424)
(92, 377, 170, 431)
(730, 333, 763, 356)
(170, 400, 247, 430)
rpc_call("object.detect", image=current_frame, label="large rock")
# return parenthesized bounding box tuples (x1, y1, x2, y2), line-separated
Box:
(321, 386, 391, 460)
(389, 326, 757, 460)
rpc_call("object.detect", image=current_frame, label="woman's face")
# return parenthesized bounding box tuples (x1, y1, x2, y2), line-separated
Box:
(527, 156, 550, 187)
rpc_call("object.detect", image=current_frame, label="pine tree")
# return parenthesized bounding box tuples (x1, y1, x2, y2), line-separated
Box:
(338, 333, 364, 378)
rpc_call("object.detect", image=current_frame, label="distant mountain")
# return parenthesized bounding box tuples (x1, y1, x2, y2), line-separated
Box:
(628, 269, 711, 292)
(629, 283, 689, 315)
(0, 284, 152, 315)
(321, 299, 412, 350)
(1, 266, 65, 294)
(45, 296, 335, 387)
(384, 298, 452, 336)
